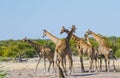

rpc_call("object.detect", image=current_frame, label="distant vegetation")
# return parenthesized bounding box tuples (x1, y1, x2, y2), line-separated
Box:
(0, 36, 120, 60)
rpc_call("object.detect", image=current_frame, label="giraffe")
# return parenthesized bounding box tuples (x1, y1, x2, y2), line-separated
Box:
(60, 26, 98, 72)
(43, 25, 76, 76)
(84, 32, 98, 72)
(85, 29, 116, 72)
(22, 37, 54, 73)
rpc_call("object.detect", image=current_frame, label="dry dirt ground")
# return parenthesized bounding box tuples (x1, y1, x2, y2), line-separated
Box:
(1, 57, 120, 78)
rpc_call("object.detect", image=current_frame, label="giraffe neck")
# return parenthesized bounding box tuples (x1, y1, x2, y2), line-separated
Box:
(72, 35, 81, 43)
(64, 29, 90, 49)
(90, 31, 105, 45)
(64, 29, 80, 44)
(27, 40, 41, 55)
(86, 36, 92, 46)
(45, 30, 60, 45)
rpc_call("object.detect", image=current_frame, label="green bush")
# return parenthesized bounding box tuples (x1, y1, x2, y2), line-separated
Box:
(24, 49, 36, 58)
(0, 57, 11, 62)
(115, 49, 120, 58)
(0, 37, 120, 58)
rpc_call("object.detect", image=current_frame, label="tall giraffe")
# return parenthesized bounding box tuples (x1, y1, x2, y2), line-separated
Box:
(22, 37, 54, 73)
(43, 25, 76, 76)
(84, 32, 98, 72)
(60, 26, 98, 72)
(85, 29, 116, 72)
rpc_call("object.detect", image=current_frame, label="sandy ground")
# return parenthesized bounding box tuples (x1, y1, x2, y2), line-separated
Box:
(1, 57, 120, 78)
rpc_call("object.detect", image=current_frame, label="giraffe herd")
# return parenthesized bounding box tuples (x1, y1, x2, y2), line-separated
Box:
(22, 25, 117, 78)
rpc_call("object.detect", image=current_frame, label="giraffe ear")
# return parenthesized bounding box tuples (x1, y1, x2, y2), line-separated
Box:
(72, 25, 76, 33)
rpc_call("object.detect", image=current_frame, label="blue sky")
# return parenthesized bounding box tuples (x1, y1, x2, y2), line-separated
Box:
(0, 0, 120, 40)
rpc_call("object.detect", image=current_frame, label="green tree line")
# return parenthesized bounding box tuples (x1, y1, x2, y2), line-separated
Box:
(0, 36, 120, 58)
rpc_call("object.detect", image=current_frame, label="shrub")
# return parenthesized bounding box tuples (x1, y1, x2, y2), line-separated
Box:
(115, 49, 120, 58)
(0, 57, 11, 62)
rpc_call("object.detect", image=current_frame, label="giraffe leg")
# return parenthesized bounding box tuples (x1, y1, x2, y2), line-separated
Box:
(105, 55, 110, 72)
(113, 59, 117, 72)
(107, 59, 110, 72)
(104, 58, 108, 72)
(44, 57, 46, 73)
(67, 54, 73, 75)
(61, 58, 67, 76)
(34, 57, 42, 74)
(54, 52, 58, 77)
(99, 57, 102, 71)
(89, 58, 93, 73)
(92, 60, 94, 70)
(80, 56, 85, 72)
(56, 63, 65, 78)
(69, 57, 73, 75)
(52, 60, 55, 73)
(48, 61, 52, 72)
(63, 56, 66, 72)
(95, 59, 99, 72)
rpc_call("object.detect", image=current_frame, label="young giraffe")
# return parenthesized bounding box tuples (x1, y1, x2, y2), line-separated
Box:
(84, 32, 98, 71)
(60, 26, 98, 72)
(22, 37, 54, 73)
(85, 29, 116, 72)
(43, 25, 76, 76)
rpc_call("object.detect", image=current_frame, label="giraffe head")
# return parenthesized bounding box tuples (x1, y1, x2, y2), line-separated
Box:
(43, 29, 47, 38)
(85, 29, 92, 36)
(84, 34, 87, 41)
(60, 25, 76, 34)
(22, 37, 28, 42)
(60, 26, 66, 34)
(84, 31, 89, 40)
(71, 25, 76, 33)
